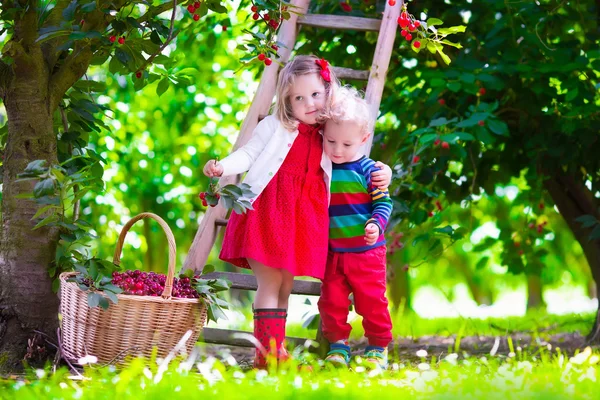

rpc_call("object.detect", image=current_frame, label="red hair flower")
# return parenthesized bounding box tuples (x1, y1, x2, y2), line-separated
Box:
(315, 58, 331, 82)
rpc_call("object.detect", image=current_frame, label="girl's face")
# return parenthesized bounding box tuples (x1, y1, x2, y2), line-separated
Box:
(288, 73, 326, 125)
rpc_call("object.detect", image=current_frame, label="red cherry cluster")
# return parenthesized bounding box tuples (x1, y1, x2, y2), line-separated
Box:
(339, 2, 352, 12)
(251, 4, 282, 30)
(397, 11, 422, 48)
(528, 220, 548, 234)
(433, 138, 450, 149)
(199, 191, 219, 207)
(111, 270, 201, 298)
(109, 36, 126, 45)
(186, 1, 202, 22)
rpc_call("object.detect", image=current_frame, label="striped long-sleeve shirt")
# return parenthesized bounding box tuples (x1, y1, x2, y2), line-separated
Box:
(329, 156, 393, 252)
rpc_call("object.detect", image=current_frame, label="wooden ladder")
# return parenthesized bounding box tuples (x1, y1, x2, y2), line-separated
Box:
(183, 0, 401, 351)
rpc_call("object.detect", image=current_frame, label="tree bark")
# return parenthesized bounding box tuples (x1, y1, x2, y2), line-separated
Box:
(544, 170, 600, 343)
(526, 274, 545, 311)
(0, 59, 59, 371)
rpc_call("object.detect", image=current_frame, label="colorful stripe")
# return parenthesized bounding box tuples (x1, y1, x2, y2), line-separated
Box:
(328, 156, 393, 252)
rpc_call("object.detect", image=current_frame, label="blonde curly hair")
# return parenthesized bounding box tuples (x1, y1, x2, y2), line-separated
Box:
(319, 85, 373, 135)
(274, 55, 340, 131)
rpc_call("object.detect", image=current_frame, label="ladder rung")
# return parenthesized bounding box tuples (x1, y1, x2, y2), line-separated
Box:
(215, 218, 228, 226)
(202, 327, 319, 350)
(333, 67, 369, 81)
(298, 14, 381, 32)
(202, 271, 321, 296)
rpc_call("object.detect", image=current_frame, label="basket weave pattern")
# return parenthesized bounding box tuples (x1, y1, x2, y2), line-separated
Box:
(59, 213, 207, 364)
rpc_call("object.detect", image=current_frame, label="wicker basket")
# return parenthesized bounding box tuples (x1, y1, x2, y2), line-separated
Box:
(59, 212, 207, 365)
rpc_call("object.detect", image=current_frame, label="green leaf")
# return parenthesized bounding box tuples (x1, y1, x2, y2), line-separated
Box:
(203, 264, 216, 274)
(433, 225, 454, 235)
(103, 290, 119, 305)
(81, 1, 96, 12)
(447, 82, 461, 92)
(87, 292, 101, 308)
(487, 119, 509, 136)
(412, 233, 430, 247)
(437, 26, 467, 35)
(33, 214, 59, 230)
(98, 296, 110, 310)
(156, 77, 170, 97)
(429, 117, 449, 127)
(476, 256, 489, 270)
(438, 49, 452, 65)
(440, 39, 463, 49)
(566, 88, 579, 102)
(576, 215, 598, 228)
(62, 0, 78, 20)
(427, 18, 444, 26)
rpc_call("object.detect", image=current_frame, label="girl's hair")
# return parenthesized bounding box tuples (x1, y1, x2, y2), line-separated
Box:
(319, 85, 373, 135)
(274, 55, 340, 131)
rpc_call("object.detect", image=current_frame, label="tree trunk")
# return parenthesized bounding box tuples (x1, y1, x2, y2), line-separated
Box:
(526, 274, 545, 311)
(387, 259, 412, 315)
(544, 171, 600, 343)
(0, 54, 59, 371)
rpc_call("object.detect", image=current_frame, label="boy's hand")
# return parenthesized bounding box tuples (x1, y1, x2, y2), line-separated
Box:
(364, 223, 380, 246)
(203, 160, 224, 177)
(371, 161, 392, 190)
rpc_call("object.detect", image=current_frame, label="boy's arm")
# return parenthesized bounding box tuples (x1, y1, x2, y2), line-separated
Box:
(362, 159, 393, 234)
(219, 116, 277, 176)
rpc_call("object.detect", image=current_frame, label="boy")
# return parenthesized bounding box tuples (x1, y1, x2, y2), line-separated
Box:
(317, 86, 393, 369)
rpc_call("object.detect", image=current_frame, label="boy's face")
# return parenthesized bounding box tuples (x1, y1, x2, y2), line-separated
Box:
(323, 120, 369, 164)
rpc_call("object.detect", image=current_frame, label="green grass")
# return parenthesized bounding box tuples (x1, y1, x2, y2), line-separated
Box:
(1, 312, 597, 399)
(1, 345, 600, 399)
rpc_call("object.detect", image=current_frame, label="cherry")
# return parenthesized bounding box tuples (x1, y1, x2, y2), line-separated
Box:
(389, 0, 396, 5)
(438, 99, 446, 106)
(401, 12, 408, 19)
(251, 5, 258, 12)
(412, 155, 420, 163)
(135, 71, 142, 79)
(405, 33, 412, 41)
(408, 24, 415, 31)
(414, 21, 421, 28)
(402, 264, 410, 272)
(264, 14, 270, 21)
(401, 30, 408, 37)
(202, 199, 208, 207)
(252, 13, 259, 20)
(264, 57, 272, 66)
(194, 1, 201, 9)
(435, 200, 443, 211)
(528, 222, 535, 229)
(118, 37, 125, 45)
(434, 138, 441, 146)
(514, 241, 521, 248)
(109, 36, 116, 43)
(199, 192, 206, 200)
(538, 202, 545, 210)
(479, 88, 486, 95)
(187, 4, 195, 13)
(414, 41, 421, 48)
(193, 14, 200, 21)
(518, 250, 524, 256)
(478, 120, 485, 126)
(258, 53, 266, 61)
(340, 2, 352, 12)
(272, 44, 279, 51)
(428, 211, 435, 217)
(222, 25, 228, 31)
(441, 142, 450, 149)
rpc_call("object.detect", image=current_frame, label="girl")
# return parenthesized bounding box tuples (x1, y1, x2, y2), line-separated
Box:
(203, 55, 391, 368)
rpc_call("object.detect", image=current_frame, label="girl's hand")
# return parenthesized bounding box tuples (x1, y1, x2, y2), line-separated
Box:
(364, 223, 379, 246)
(203, 160, 224, 177)
(371, 162, 392, 190)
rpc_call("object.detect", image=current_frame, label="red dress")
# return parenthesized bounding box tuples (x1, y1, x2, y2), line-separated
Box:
(219, 123, 329, 279)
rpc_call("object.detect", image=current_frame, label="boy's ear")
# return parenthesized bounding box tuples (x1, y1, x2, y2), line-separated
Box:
(361, 132, 371, 144)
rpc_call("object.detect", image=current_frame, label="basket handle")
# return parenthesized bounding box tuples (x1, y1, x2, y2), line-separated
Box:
(113, 212, 177, 299)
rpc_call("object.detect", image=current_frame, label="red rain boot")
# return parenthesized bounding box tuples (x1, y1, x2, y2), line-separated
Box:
(253, 308, 287, 369)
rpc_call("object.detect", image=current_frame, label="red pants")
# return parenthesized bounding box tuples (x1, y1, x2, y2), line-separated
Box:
(317, 246, 393, 348)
